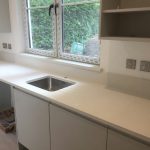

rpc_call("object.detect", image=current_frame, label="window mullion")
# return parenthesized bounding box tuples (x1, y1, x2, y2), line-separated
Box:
(57, 0, 63, 59)
(53, 1, 58, 57)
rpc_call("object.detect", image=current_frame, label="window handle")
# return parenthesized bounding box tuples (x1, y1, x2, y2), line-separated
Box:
(49, 4, 54, 16)
(55, 3, 59, 15)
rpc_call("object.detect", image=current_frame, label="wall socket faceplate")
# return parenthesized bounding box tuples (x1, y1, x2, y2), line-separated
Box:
(140, 61, 150, 72)
(126, 59, 136, 70)
(2, 43, 7, 49)
(2, 43, 12, 50)
(8, 43, 12, 49)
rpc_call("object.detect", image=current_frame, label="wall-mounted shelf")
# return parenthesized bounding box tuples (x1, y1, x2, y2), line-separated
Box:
(101, 0, 150, 38)
(103, 7, 150, 14)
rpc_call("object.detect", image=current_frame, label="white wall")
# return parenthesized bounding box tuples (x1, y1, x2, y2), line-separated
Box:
(102, 39, 150, 99)
(0, 0, 25, 52)
(0, 0, 150, 99)
(102, 39, 150, 80)
(0, 0, 11, 32)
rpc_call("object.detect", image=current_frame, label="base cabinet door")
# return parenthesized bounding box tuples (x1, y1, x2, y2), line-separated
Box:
(107, 130, 150, 150)
(50, 104, 107, 150)
(14, 89, 50, 150)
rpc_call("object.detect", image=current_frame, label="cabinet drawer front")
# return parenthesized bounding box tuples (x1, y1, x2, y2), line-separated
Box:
(50, 105, 107, 150)
(107, 130, 150, 150)
(14, 89, 50, 150)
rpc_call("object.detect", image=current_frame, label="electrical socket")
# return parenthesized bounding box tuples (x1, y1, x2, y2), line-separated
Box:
(2, 43, 7, 49)
(140, 61, 150, 72)
(8, 43, 12, 49)
(126, 59, 136, 70)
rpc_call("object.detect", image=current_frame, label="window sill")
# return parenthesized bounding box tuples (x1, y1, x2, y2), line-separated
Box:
(20, 53, 101, 72)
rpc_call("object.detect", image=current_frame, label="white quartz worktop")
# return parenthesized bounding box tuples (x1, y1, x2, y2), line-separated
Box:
(0, 61, 150, 144)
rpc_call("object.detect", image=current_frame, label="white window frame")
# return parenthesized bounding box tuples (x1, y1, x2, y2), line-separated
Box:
(57, 0, 100, 64)
(23, 0, 57, 57)
(23, 0, 100, 64)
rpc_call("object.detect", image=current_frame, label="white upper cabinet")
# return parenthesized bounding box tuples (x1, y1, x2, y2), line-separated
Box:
(0, 0, 11, 32)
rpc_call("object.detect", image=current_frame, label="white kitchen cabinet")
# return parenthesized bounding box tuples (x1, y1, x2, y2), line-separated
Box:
(14, 89, 50, 150)
(0, 0, 11, 32)
(50, 104, 107, 150)
(107, 129, 150, 150)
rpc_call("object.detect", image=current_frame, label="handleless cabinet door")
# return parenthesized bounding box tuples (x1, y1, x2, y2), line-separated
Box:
(107, 129, 150, 150)
(50, 104, 107, 150)
(14, 89, 50, 150)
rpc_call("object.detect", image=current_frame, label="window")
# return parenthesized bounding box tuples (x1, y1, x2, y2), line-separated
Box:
(25, 0, 101, 64)
(25, 0, 57, 57)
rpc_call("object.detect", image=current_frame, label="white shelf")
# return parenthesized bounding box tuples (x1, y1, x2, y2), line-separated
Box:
(101, 37, 150, 42)
(103, 7, 150, 14)
(101, 0, 150, 38)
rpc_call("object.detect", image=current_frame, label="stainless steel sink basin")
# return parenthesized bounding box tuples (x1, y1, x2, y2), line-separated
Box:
(27, 76, 74, 92)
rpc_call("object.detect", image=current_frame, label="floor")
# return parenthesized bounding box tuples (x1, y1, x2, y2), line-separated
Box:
(0, 130, 18, 150)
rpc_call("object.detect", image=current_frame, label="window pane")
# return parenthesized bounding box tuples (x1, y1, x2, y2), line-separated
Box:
(29, 0, 52, 7)
(29, 8, 54, 50)
(63, 3, 100, 57)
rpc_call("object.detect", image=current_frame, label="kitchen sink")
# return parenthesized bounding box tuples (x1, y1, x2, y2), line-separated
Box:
(27, 76, 74, 92)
